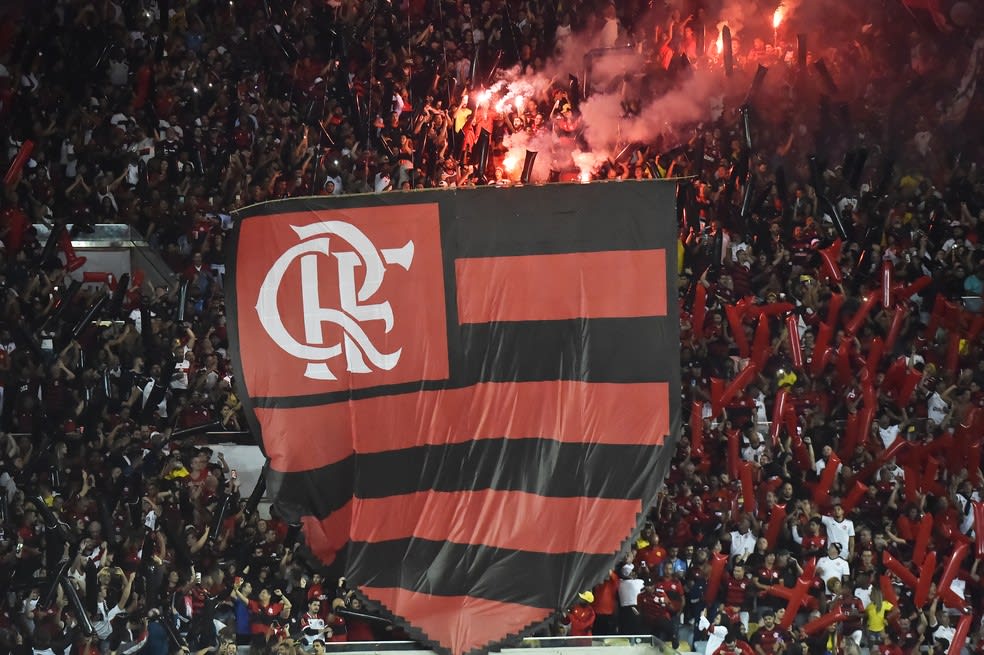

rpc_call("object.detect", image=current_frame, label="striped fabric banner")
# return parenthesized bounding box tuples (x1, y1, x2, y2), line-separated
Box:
(228, 182, 681, 655)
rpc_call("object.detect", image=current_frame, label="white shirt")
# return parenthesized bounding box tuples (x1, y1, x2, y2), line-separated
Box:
(729, 529, 756, 561)
(617, 578, 644, 607)
(927, 392, 949, 425)
(821, 515, 855, 553)
(698, 614, 729, 654)
(92, 601, 124, 639)
(816, 556, 850, 591)
(878, 423, 901, 449)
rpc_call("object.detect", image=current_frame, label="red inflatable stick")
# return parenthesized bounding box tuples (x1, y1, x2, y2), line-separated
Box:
(845, 293, 879, 335)
(3, 139, 34, 187)
(690, 401, 705, 456)
(818, 239, 843, 283)
(839, 411, 860, 460)
(693, 283, 708, 343)
(765, 504, 787, 547)
(711, 377, 725, 417)
(841, 480, 868, 513)
(739, 461, 756, 514)
(751, 316, 771, 371)
(885, 304, 907, 353)
(948, 614, 973, 655)
(945, 332, 961, 375)
(914, 551, 936, 608)
(812, 453, 840, 507)
(895, 369, 922, 408)
(728, 429, 741, 480)
(893, 276, 931, 304)
(769, 389, 789, 446)
(881, 551, 918, 588)
(82, 272, 117, 291)
(719, 363, 759, 410)
(882, 261, 893, 308)
(913, 514, 934, 572)
(704, 552, 729, 603)
(975, 502, 984, 558)
(802, 608, 846, 636)
(836, 340, 853, 386)
(879, 575, 899, 606)
(937, 543, 968, 602)
(865, 336, 885, 379)
(921, 458, 943, 497)
(755, 302, 796, 318)
(786, 314, 803, 369)
(778, 568, 815, 630)
(924, 294, 945, 340)
(826, 293, 845, 329)
(811, 322, 834, 376)
(725, 303, 750, 356)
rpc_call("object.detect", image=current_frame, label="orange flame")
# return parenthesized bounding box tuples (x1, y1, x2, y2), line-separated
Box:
(579, 170, 591, 184)
(773, 5, 785, 29)
(716, 30, 724, 55)
(503, 152, 520, 175)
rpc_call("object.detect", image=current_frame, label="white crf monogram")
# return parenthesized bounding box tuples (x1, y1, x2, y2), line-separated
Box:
(255, 221, 414, 380)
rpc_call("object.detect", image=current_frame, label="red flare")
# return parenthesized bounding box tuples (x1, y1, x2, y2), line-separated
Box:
(812, 452, 840, 507)
(739, 461, 756, 513)
(811, 322, 833, 376)
(948, 614, 973, 655)
(914, 551, 936, 608)
(974, 502, 984, 559)
(882, 550, 918, 588)
(786, 314, 803, 369)
(841, 480, 867, 513)
(693, 284, 708, 342)
(865, 336, 884, 379)
(826, 292, 845, 328)
(751, 316, 771, 370)
(818, 239, 843, 283)
(770, 389, 789, 446)
(913, 513, 933, 565)
(765, 504, 787, 547)
(885, 304, 907, 353)
(690, 401, 705, 456)
(704, 552, 729, 603)
(845, 293, 879, 335)
(803, 608, 846, 636)
(839, 411, 860, 460)
(3, 139, 34, 187)
(881, 261, 893, 308)
(725, 304, 750, 356)
(879, 574, 899, 606)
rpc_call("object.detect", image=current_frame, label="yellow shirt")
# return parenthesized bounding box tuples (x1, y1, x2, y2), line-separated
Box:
(865, 601, 893, 632)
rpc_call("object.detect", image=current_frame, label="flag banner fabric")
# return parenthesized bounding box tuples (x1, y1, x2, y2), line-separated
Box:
(227, 181, 681, 655)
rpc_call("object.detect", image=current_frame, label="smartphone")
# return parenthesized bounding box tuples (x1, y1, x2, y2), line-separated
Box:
(16, 543, 23, 556)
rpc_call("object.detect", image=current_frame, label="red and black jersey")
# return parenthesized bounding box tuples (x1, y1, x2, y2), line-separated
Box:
(755, 566, 782, 593)
(750, 625, 788, 654)
(723, 574, 752, 608)
(637, 588, 672, 623)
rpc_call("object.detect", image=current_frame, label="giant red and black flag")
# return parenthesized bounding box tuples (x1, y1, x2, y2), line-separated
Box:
(228, 181, 681, 655)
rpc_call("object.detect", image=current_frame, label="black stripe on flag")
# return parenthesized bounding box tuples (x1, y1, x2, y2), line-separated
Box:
(269, 439, 664, 521)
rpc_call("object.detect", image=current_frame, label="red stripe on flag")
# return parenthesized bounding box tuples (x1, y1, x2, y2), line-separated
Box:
(301, 500, 352, 566)
(257, 381, 669, 473)
(455, 249, 667, 324)
(349, 490, 640, 554)
(360, 586, 552, 655)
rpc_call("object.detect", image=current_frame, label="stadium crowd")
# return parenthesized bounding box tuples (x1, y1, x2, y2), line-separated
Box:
(0, 0, 983, 654)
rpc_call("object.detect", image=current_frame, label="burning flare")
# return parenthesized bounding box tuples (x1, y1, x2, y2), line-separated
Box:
(716, 29, 725, 55)
(773, 4, 785, 29)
